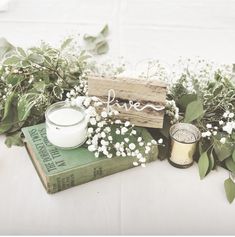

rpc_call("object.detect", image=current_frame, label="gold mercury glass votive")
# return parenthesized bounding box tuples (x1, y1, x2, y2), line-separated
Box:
(169, 123, 201, 168)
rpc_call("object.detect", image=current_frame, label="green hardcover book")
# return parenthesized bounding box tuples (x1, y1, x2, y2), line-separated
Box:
(22, 123, 158, 194)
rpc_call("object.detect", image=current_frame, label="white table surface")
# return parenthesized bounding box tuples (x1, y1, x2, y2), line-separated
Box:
(0, 135, 235, 235)
(1, 0, 235, 235)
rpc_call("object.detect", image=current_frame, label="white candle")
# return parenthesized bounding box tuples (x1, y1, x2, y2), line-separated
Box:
(45, 102, 88, 149)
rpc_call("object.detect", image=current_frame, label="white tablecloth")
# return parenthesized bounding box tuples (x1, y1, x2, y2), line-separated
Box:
(0, 135, 235, 235)
(1, 0, 235, 234)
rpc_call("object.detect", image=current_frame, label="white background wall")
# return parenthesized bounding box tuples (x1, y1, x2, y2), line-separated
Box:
(0, 0, 235, 64)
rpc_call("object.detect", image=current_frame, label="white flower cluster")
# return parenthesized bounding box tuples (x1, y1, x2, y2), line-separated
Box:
(170, 58, 233, 93)
(66, 77, 88, 101)
(91, 59, 126, 78)
(201, 110, 235, 144)
(201, 123, 218, 139)
(67, 94, 161, 167)
(222, 111, 235, 134)
(134, 59, 170, 82)
(165, 100, 179, 124)
(0, 83, 12, 101)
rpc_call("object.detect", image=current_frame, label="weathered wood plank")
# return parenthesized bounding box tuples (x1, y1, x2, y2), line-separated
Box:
(88, 75, 167, 128)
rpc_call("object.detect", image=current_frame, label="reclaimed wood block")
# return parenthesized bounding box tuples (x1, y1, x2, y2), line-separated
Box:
(88, 75, 167, 128)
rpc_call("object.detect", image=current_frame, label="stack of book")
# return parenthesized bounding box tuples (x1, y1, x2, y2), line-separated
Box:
(22, 123, 158, 194)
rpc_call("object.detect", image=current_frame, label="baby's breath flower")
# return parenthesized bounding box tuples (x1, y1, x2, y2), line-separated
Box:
(137, 137, 142, 142)
(104, 127, 111, 133)
(101, 111, 108, 118)
(139, 157, 146, 163)
(88, 145, 96, 152)
(219, 120, 224, 125)
(88, 127, 94, 134)
(91, 96, 99, 102)
(124, 138, 130, 143)
(115, 119, 122, 124)
(97, 121, 104, 128)
(83, 97, 91, 107)
(133, 161, 139, 166)
(90, 117, 96, 125)
(101, 132, 106, 138)
(206, 124, 212, 129)
(129, 143, 136, 150)
(220, 137, 226, 144)
(223, 111, 229, 118)
(121, 127, 128, 134)
(113, 110, 119, 115)
(131, 130, 137, 135)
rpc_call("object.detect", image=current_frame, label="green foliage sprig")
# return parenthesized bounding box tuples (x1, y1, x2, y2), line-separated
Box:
(0, 37, 90, 147)
(157, 59, 235, 203)
(83, 24, 109, 55)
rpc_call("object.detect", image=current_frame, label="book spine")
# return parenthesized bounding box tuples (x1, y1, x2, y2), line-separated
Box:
(46, 145, 158, 194)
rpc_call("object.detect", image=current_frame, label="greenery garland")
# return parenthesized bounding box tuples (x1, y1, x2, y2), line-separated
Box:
(0, 36, 235, 203)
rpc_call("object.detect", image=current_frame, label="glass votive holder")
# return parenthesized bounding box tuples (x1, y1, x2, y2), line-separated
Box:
(45, 101, 88, 149)
(169, 123, 201, 168)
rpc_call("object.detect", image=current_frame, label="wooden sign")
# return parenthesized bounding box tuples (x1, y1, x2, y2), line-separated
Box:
(88, 75, 167, 128)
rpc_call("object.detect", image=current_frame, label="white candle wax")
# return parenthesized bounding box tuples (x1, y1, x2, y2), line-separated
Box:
(46, 105, 88, 149)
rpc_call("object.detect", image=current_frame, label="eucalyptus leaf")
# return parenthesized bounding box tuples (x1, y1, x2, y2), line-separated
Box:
(208, 149, 215, 172)
(160, 115, 171, 138)
(100, 24, 109, 37)
(5, 131, 24, 148)
(214, 141, 233, 161)
(225, 158, 235, 173)
(0, 107, 17, 134)
(83, 34, 96, 44)
(184, 100, 204, 123)
(178, 94, 197, 110)
(232, 150, 235, 162)
(95, 41, 109, 55)
(224, 178, 235, 203)
(83, 25, 109, 55)
(61, 38, 73, 50)
(198, 152, 209, 179)
(2, 92, 15, 120)
(0, 118, 13, 134)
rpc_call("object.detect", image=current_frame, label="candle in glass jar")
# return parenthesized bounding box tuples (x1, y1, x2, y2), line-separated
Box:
(45, 101, 88, 149)
(169, 123, 201, 168)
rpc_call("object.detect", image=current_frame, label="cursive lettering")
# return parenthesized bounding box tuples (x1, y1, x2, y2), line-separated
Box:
(99, 89, 165, 113)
